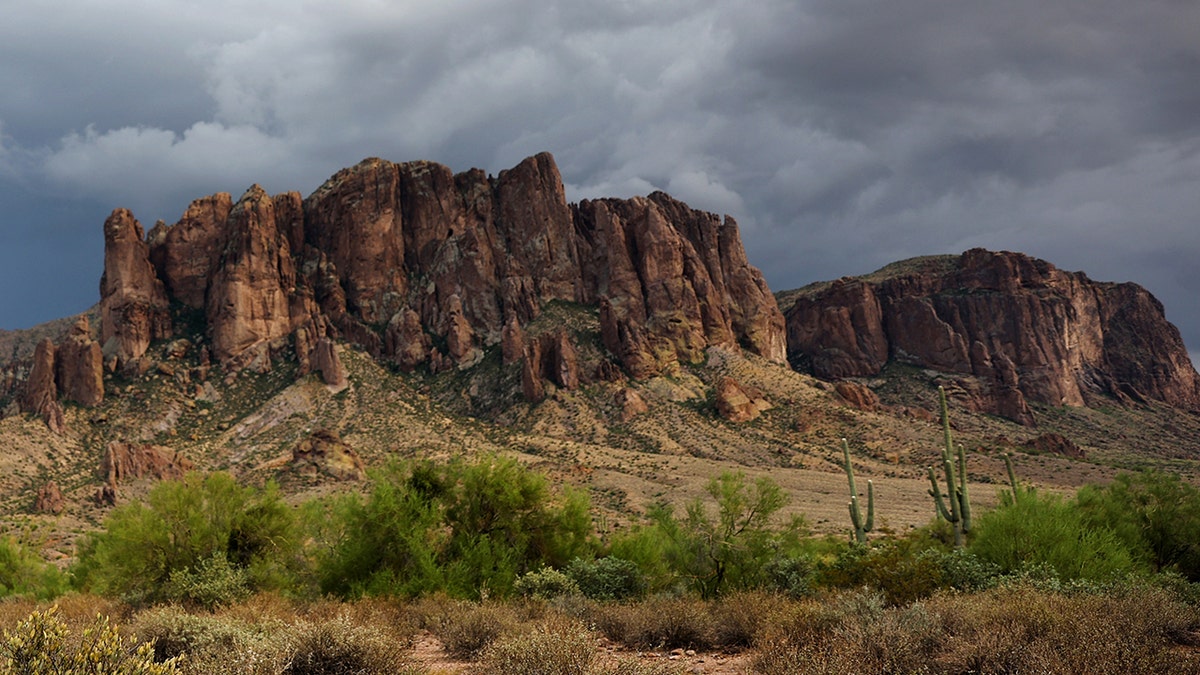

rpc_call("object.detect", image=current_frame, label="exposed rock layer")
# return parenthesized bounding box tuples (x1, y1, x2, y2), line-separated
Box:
(95, 152, 785, 383)
(785, 249, 1200, 422)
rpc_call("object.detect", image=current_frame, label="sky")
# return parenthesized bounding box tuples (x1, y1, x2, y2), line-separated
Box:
(2, 0, 1198, 360)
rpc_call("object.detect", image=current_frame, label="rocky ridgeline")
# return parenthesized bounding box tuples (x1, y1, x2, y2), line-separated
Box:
(784, 249, 1200, 424)
(91, 151, 784, 406)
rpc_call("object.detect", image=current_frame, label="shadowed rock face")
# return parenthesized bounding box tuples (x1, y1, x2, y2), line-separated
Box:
(93, 152, 785, 383)
(784, 249, 1200, 423)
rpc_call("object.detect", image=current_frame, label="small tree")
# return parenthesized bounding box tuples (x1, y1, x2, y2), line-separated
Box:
(74, 472, 300, 606)
(654, 471, 789, 598)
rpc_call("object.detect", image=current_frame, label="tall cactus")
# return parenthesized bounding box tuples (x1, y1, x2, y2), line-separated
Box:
(842, 438, 874, 544)
(927, 386, 971, 547)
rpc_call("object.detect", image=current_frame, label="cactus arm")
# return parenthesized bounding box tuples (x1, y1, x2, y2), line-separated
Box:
(928, 466, 954, 522)
(865, 480, 875, 532)
(939, 386, 954, 462)
(957, 444, 971, 533)
(843, 438, 872, 543)
(1004, 452, 1020, 501)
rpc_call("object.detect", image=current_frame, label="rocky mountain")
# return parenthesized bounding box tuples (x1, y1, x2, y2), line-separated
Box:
(4, 153, 1200, 550)
(91, 152, 784, 396)
(782, 249, 1200, 425)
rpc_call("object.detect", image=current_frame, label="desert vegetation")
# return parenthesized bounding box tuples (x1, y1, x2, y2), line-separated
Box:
(3, 455, 1200, 673)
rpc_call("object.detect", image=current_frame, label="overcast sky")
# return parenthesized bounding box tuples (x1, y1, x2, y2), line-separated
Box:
(2, 0, 1198, 360)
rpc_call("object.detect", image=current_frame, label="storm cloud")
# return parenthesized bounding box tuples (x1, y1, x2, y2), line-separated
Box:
(2, 0, 1198, 358)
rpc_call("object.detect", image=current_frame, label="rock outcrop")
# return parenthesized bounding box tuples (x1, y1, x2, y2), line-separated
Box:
(100, 441, 194, 484)
(94, 152, 785, 387)
(55, 317, 104, 407)
(521, 329, 581, 403)
(34, 481, 64, 514)
(21, 339, 64, 433)
(290, 429, 366, 481)
(784, 249, 1200, 423)
(99, 209, 171, 371)
(715, 376, 772, 423)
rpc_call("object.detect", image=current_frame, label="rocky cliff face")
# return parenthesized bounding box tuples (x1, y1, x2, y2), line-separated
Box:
(96, 152, 786, 388)
(16, 316, 105, 432)
(784, 249, 1200, 423)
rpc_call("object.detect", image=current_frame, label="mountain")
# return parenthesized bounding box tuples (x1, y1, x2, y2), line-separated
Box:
(2, 153, 1200, 554)
(780, 249, 1200, 426)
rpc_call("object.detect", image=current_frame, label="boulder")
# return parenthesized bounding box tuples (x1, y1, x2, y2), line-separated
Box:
(290, 429, 365, 481)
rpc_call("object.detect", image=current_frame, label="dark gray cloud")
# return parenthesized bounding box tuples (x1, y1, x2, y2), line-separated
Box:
(1, 0, 1198, 363)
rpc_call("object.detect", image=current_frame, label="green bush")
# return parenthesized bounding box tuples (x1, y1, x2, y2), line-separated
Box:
(514, 568, 580, 600)
(566, 557, 645, 601)
(0, 607, 180, 674)
(1076, 470, 1200, 581)
(969, 490, 1142, 582)
(0, 538, 67, 601)
(650, 471, 792, 598)
(317, 456, 595, 600)
(74, 473, 301, 606)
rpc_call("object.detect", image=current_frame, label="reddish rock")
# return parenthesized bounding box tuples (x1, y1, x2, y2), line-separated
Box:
(34, 481, 65, 514)
(520, 329, 581, 402)
(101, 441, 193, 484)
(501, 316, 526, 366)
(715, 376, 771, 423)
(785, 249, 1200, 422)
(312, 337, 348, 390)
(99, 209, 172, 371)
(55, 317, 104, 407)
(385, 308, 430, 371)
(206, 186, 296, 363)
(148, 193, 232, 308)
(290, 429, 365, 481)
(834, 381, 880, 411)
(100, 152, 785, 387)
(1027, 432, 1086, 459)
(442, 294, 479, 367)
(22, 338, 64, 433)
(521, 339, 546, 403)
(615, 387, 649, 422)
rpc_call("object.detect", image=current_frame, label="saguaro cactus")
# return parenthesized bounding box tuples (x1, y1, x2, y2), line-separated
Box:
(927, 386, 971, 547)
(842, 438, 874, 544)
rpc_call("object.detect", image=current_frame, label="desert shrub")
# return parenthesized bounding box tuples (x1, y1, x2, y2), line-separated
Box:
(282, 616, 418, 675)
(514, 567, 579, 600)
(432, 602, 520, 659)
(709, 590, 786, 648)
(928, 584, 1200, 674)
(1076, 470, 1200, 580)
(969, 489, 1141, 582)
(0, 538, 67, 601)
(479, 617, 595, 675)
(566, 557, 645, 601)
(762, 553, 817, 599)
(163, 553, 252, 610)
(593, 596, 714, 650)
(754, 588, 941, 675)
(74, 473, 301, 606)
(317, 456, 594, 600)
(0, 606, 180, 674)
(134, 605, 264, 662)
(593, 658, 685, 675)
